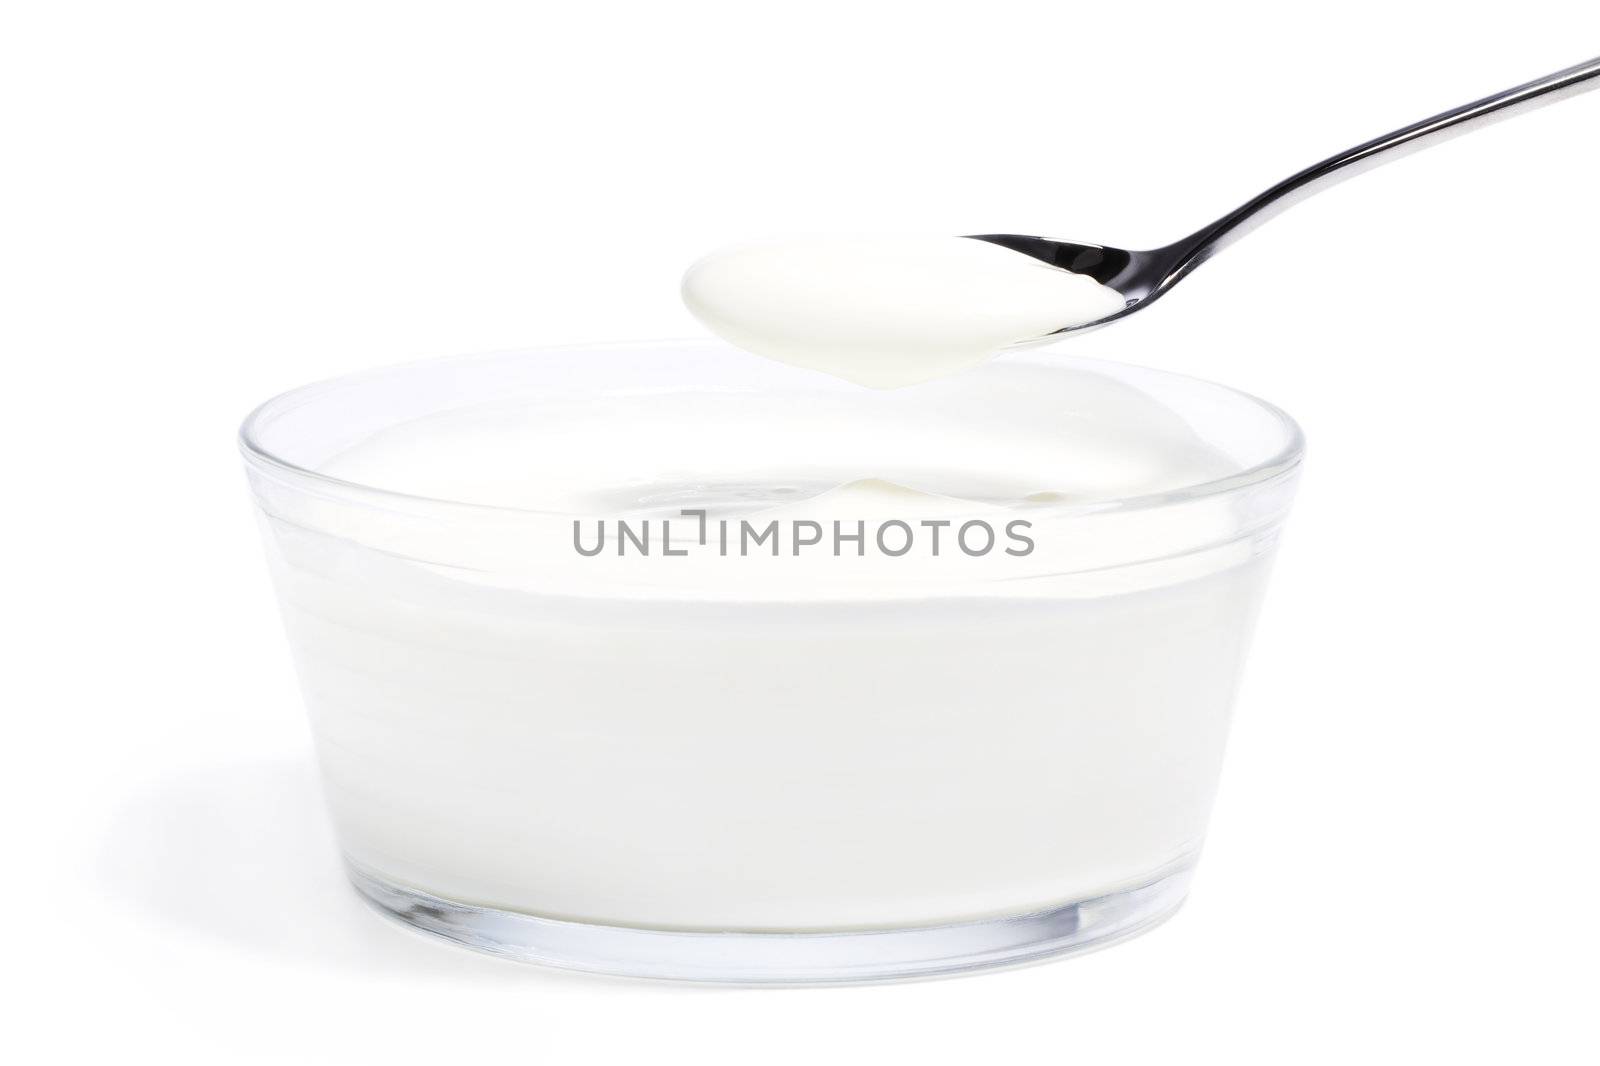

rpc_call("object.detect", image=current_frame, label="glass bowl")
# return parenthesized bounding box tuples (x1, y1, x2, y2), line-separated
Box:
(240, 340, 1303, 983)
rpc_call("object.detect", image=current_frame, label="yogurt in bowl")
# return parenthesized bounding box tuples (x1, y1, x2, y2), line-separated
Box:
(240, 340, 1302, 981)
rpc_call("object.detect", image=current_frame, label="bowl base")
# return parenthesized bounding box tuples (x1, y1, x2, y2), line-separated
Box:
(347, 859, 1193, 984)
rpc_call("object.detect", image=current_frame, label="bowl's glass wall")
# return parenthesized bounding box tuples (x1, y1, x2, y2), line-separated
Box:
(242, 342, 1301, 932)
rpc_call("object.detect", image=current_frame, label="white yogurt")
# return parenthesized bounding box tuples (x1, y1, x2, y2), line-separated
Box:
(244, 344, 1300, 934)
(274, 542, 1268, 930)
(681, 236, 1127, 388)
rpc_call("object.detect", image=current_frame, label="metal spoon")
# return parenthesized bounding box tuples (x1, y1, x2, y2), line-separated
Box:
(969, 54, 1600, 336)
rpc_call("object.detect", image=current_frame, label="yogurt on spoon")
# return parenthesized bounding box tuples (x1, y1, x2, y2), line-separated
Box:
(681, 236, 1126, 388)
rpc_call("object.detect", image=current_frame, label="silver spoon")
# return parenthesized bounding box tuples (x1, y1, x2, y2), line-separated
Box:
(969, 54, 1600, 336)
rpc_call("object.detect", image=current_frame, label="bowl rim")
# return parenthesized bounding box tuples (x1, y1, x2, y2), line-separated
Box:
(238, 339, 1306, 520)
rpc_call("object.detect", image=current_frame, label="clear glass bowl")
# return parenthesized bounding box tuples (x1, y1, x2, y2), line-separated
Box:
(240, 340, 1303, 983)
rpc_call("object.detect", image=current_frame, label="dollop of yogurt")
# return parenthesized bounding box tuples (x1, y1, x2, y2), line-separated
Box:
(681, 236, 1126, 388)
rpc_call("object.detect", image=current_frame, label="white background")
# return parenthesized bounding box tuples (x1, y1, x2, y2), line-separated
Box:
(5, 2, 1598, 1062)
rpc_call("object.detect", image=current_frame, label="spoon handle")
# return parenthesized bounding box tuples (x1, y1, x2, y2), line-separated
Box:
(1164, 54, 1600, 272)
